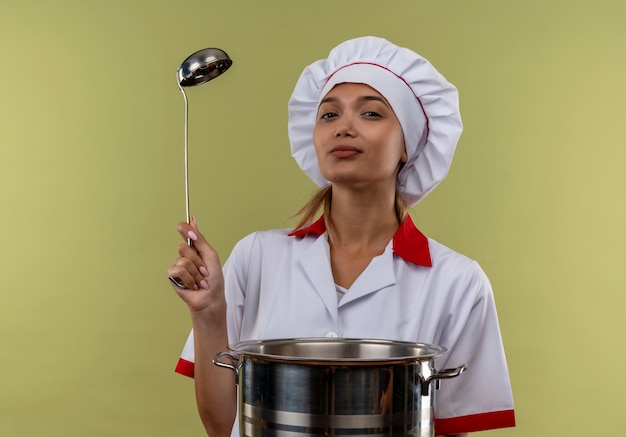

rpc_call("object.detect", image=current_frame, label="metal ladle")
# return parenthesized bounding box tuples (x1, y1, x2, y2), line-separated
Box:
(169, 48, 232, 290)
(176, 47, 232, 233)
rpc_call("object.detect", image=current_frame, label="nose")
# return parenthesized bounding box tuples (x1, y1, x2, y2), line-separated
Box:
(335, 115, 355, 137)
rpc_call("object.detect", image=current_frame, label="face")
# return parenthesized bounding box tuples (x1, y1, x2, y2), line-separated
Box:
(313, 83, 407, 191)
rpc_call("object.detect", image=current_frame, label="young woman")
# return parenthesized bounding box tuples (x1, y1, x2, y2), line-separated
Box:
(168, 36, 515, 437)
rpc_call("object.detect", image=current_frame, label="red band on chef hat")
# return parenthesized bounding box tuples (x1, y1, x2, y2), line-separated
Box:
(288, 36, 463, 206)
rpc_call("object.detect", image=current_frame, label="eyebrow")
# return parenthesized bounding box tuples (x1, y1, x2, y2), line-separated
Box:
(320, 95, 390, 107)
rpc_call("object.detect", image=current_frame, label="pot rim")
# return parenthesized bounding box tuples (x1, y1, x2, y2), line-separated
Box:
(229, 337, 448, 364)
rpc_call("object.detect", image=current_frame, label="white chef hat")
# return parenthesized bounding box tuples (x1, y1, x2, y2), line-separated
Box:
(288, 36, 463, 206)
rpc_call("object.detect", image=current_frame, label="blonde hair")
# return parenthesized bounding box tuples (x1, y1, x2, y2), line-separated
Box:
(291, 186, 409, 232)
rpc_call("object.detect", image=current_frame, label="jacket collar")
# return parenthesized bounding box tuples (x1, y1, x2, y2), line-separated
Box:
(288, 215, 432, 267)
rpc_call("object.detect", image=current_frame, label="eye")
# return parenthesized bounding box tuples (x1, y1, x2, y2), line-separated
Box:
(362, 111, 382, 118)
(320, 112, 337, 120)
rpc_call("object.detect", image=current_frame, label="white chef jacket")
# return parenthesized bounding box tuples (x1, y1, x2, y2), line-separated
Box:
(176, 215, 515, 435)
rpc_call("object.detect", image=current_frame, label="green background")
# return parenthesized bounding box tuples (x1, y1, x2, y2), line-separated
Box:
(1, 1, 624, 435)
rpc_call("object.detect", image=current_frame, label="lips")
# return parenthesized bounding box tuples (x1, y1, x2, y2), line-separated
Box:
(329, 145, 361, 158)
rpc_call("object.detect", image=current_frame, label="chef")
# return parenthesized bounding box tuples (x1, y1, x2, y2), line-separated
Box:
(168, 36, 516, 437)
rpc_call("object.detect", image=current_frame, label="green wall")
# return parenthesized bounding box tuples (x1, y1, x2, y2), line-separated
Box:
(1, 1, 625, 435)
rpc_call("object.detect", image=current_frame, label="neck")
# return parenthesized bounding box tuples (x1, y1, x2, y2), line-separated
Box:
(327, 185, 400, 251)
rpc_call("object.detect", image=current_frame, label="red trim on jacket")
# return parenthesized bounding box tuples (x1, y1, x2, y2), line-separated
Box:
(288, 215, 432, 267)
(287, 216, 328, 237)
(175, 358, 195, 378)
(435, 409, 516, 435)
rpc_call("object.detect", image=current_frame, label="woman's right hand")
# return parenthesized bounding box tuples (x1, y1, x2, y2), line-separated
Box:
(167, 217, 225, 315)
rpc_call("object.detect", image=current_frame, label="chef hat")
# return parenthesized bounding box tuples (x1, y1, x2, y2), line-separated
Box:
(288, 36, 463, 206)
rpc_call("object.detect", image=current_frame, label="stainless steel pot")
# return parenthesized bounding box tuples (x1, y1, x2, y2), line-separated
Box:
(214, 338, 466, 437)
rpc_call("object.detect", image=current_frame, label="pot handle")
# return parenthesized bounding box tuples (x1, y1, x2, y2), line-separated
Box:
(212, 352, 240, 383)
(422, 364, 467, 395)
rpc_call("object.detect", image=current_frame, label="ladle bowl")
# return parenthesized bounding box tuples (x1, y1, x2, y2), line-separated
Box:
(177, 48, 232, 87)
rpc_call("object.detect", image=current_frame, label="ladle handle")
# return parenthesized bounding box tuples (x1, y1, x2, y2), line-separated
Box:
(176, 71, 192, 247)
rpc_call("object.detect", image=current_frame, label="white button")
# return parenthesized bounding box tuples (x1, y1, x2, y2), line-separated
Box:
(326, 331, 339, 338)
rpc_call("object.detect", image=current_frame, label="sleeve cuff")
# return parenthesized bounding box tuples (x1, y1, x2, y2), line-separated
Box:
(435, 409, 516, 435)
(174, 358, 195, 378)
